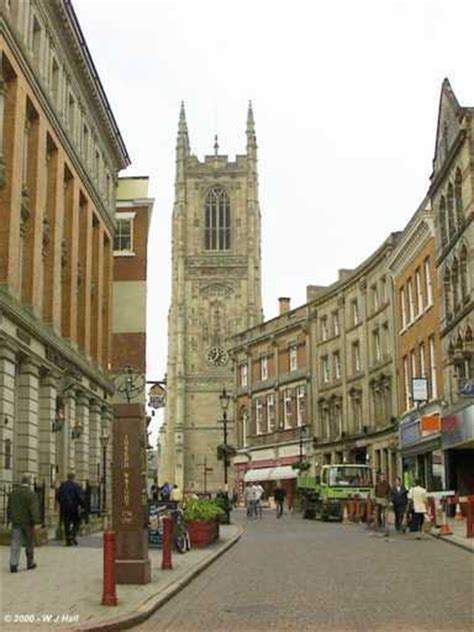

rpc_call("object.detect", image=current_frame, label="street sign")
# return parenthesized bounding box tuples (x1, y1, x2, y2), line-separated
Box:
(411, 377, 428, 402)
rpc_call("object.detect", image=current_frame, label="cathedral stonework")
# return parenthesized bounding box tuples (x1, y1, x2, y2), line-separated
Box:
(160, 103, 263, 491)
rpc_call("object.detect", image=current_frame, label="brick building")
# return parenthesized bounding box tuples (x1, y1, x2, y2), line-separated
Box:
(231, 298, 311, 504)
(388, 199, 444, 489)
(0, 0, 129, 526)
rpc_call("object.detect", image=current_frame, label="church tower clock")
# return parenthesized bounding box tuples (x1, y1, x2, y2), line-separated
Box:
(160, 103, 263, 491)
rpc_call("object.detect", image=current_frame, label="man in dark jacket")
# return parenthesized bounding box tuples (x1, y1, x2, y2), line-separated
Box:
(273, 483, 286, 519)
(57, 472, 84, 546)
(390, 476, 408, 531)
(7, 474, 40, 572)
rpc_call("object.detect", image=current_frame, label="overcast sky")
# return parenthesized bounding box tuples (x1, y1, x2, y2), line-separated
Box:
(74, 0, 473, 439)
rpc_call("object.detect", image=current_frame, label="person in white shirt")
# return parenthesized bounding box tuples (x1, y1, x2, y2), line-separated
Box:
(244, 483, 258, 519)
(408, 479, 427, 539)
(254, 482, 264, 518)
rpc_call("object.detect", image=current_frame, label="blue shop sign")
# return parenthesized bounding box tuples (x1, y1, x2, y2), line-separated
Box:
(458, 378, 474, 397)
(400, 417, 420, 446)
(442, 404, 474, 449)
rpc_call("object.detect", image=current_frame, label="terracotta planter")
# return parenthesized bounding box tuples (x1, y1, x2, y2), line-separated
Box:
(186, 519, 219, 548)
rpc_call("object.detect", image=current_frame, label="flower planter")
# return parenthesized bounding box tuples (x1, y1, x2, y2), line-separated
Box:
(186, 519, 219, 548)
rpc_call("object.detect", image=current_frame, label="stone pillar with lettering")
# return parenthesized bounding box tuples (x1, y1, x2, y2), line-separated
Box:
(112, 403, 150, 584)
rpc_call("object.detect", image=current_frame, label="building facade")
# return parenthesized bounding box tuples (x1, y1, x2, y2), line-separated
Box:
(388, 200, 445, 490)
(232, 298, 311, 505)
(309, 236, 400, 482)
(160, 103, 263, 492)
(0, 0, 129, 526)
(429, 80, 473, 494)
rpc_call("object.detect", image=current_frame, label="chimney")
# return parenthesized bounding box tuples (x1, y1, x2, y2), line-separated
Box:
(279, 297, 291, 315)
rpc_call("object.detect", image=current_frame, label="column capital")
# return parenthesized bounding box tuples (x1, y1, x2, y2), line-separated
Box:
(18, 355, 41, 377)
(76, 390, 90, 407)
(89, 399, 103, 414)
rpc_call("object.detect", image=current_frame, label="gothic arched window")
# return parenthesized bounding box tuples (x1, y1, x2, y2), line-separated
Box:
(460, 244, 469, 303)
(439, 196, 447, 247)
(204, 187, 230, 251)
(444, 266, 451, 320)
(447, 183, 456, 237)
(455, 168, 463, 226)
(452, 257, 459, 312)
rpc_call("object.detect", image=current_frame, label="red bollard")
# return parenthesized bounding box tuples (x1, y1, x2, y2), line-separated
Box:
(102, 530, 117, 606)
(467, 496, 474, 538)
(162, 516, 173, 570)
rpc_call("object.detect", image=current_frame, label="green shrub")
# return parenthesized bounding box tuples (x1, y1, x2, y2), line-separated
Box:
(183, 499, 225, 521)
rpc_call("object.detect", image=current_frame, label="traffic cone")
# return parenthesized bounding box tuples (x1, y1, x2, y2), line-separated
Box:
(438, 508, 453, 535)
(454, 502, 464, 521)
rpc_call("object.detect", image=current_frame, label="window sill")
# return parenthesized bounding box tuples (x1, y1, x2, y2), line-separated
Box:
(113, 251, 136, 257)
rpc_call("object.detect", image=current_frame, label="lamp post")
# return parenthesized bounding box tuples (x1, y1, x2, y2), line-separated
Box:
(100, 428, 110, 514)
(219, 388, 231, 486)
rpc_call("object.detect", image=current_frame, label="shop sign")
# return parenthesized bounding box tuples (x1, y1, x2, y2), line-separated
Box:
(458, 378, 474, 397)
(412, 377, 428, 402)
(421, 415, 441, 434)
(442, 404, 474, 449)
(400, 417, 420, 446)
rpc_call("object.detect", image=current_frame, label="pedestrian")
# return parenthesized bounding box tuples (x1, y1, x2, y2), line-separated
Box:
(273, 482, 286, 519)
(150, 484, 159, 503)
(408, 479, 428, 539)
(170, 484, 183, 507)
(254, 481, 264, 518)
(7, 475, 40, 572)
(374, 472, 391, 531)
(160, 481, 171, 503)
(244, 483, 257, 519)
(390, 476, 408, 532)
(57, 472, 85, 546)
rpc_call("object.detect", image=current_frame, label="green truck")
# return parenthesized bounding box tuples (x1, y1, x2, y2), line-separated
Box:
(297, 464, 374, 520)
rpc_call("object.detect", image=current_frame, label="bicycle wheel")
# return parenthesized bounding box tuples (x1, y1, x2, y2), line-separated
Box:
(175, 534, 187, 553)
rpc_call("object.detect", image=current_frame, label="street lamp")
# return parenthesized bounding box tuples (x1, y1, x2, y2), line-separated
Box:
(219, 388, 231, 486)
(100, 428, 110, 513)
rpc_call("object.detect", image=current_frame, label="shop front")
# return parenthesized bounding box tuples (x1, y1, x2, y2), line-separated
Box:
(234, 455, 300, 509)
(442, 403, 474, 495)
(399, 414, 444, 491)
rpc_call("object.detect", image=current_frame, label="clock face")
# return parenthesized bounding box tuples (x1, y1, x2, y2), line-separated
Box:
(206, 346, 229, 367)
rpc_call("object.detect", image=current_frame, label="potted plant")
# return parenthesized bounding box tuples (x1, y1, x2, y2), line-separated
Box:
(183, 499, 225, 548)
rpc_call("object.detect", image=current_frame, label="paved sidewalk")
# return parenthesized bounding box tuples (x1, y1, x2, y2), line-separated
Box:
(0, 524, 243, 632)
(431, 517, 474, 552)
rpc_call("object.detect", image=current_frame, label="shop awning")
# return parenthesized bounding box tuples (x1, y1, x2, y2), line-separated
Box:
(244, 465, 297, 483)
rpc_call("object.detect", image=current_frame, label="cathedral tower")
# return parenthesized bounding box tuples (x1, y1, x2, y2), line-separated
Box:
(160, 103, 263, 491)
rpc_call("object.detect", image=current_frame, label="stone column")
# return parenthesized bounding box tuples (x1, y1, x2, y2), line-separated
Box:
(66, 393, 76, 477)
(88, 399, 101, 485)
(75, 392, 90, 486)
(38, 371, 58, 485)
(0, 342, 17, 498)
(101, 405, 113, 516)
(15, 357, 40, 481)
(0, 50, 6, 187)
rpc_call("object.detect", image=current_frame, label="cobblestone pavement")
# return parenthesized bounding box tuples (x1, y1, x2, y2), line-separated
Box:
(134, 508, 473, 632)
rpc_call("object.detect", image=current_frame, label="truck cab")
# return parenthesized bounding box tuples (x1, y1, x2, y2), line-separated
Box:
(298, 464, 374, 520)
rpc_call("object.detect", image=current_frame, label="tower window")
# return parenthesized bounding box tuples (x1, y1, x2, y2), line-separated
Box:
(204, 187, 230, 251)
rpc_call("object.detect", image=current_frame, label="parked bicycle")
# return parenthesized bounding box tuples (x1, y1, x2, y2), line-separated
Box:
(171, 508, 191, 553)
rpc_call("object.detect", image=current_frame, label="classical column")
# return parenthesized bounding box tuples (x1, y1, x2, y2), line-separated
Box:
(15, 357, 40, 481)
(88, 399, 101, 485)
(66, 393, 76, 476)
(75, 392, 90, 485)
(38, 371, 58, 485)
(77, 197, 92, 356)
(0, 50, 6, 187)
(0, 341, 17, 493)
(101, 405, 113, 515)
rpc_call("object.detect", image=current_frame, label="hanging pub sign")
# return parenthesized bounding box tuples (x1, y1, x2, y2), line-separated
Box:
(411, 377, 428, 402)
